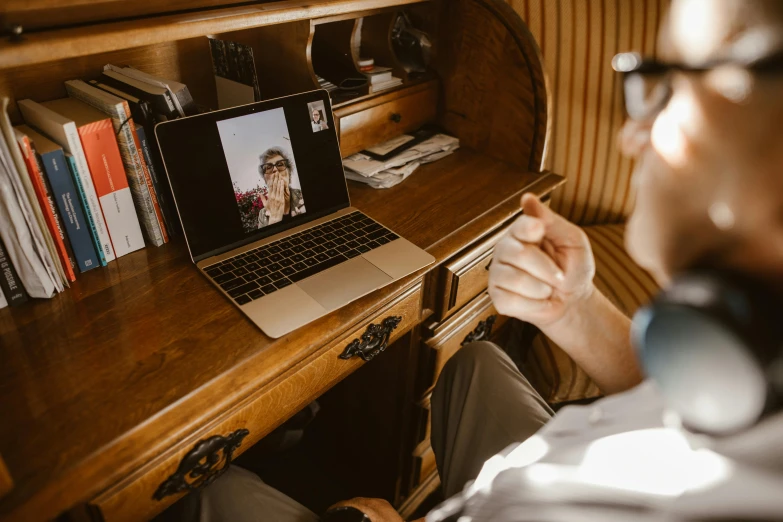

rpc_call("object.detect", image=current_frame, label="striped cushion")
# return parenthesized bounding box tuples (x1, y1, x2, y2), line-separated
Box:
(508, 0, 669, 225)
(522, 223, 659, 403)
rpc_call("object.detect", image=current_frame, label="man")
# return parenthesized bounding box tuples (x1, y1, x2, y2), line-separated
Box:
(194, 0, 783, 519)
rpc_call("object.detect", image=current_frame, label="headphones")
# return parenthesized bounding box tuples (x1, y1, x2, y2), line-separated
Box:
(632, 269, 783, 435)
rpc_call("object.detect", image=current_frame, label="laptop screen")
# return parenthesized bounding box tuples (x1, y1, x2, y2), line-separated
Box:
(156, 90, 349, 261)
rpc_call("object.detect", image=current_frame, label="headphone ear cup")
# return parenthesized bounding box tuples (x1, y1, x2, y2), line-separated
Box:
(633, 296, 768, 436)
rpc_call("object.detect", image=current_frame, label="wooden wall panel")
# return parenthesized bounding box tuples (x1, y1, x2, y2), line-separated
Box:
(509, 0, 670, 225)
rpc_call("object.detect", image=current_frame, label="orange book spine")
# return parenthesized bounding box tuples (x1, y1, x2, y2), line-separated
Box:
(129, 118, 168, 243)
(17, 136, 77, 282)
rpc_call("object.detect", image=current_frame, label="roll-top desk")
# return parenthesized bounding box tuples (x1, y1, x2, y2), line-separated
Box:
(0, 0, 563, 519)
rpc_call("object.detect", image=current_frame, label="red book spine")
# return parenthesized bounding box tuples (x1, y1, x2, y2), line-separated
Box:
(129, 118, 168, 243)
(17, 136, 77, 282)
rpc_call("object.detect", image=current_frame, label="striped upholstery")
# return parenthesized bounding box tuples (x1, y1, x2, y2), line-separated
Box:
(499, 1, 668, 402)
(509, 0, 668, 225)
(522, 223, 658, 403)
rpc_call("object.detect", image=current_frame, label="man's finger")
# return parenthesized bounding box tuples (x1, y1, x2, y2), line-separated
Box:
(521, 194, 582, 245)
(508, 214, 546, 245)
(488, 285, 552, 318)
(490, 262, 554, 300)
(493, 238, 565, 287)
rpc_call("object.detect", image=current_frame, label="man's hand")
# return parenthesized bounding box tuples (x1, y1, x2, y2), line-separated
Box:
(488, 194, 595, 328)
(328, 498, 404, 522)
(265, 172, 286, 225)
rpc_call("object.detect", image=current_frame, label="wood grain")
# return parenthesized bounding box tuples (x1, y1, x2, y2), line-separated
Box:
(0, 0, 430, 70)
(337, 80, 437, 157)
(421, 292, 507, 397)
(439, 221, 511, 320)
(91, 282, 424, 522)
(434, 0, 549, 172)
(409, 442, 435, 489)
(0, 456, 12, 500)
(359, 11, 409, 82)
(397, 471, 439, 519)
(0, 148, 561, 522)
(214, 19, 318, 101)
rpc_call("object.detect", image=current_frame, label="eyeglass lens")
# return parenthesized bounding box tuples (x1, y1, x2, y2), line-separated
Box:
(262, 160, 287, 173)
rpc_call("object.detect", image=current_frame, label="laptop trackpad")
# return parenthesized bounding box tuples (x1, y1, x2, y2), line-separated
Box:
(297, 257, 392, 311)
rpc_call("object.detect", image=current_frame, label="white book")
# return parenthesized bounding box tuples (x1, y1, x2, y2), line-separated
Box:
(369, 77, 403, 93)
(0, 289, 7, 309)
(18, 99, 117, 263)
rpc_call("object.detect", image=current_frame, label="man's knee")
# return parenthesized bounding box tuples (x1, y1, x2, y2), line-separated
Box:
(433, 341, 505, 400)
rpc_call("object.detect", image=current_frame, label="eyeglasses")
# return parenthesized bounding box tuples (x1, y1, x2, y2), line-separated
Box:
(260, 160, 289, 174)
(612, 51, 783, 120)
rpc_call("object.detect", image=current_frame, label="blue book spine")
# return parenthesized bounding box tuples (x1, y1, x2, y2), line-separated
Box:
(63, 153, 107, 267)
(41, 149, 101, 273)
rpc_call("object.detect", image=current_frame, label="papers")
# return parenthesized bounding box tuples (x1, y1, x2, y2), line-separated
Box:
(0, 98, 60, 298)
(343, 133, 459, 188)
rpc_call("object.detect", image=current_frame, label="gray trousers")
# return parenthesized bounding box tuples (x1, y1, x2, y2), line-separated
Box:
(192, 341, 551, 520)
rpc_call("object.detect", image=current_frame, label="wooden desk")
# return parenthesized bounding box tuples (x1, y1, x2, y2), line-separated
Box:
(0, 0, 557, 519)
(0, 151, 562, 521)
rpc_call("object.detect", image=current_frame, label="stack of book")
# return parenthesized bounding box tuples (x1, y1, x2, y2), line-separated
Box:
(364, 66, 403, 94)
(0, 65, 195, 309)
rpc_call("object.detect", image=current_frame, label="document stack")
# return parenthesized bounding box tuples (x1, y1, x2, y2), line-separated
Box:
(343, 133, 460, 189)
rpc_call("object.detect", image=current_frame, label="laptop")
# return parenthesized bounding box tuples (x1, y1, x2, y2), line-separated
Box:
(155, 90, 435, 338)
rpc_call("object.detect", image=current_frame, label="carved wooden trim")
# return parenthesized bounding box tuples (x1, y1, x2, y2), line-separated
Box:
(339, 316, 403, 362)
(461, 315, 496, 345)
(152, 429, 249, 501)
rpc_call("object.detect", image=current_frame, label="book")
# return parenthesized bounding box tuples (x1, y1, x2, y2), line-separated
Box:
(112, 65, 198, 117)
(2, 98, 64, 294)
(18, 98, 115, 265)
(87, 79, 179, 237)
(135, 124, 179, 237)
(208, 38, 261, 109)
(368, 76, 403, 94)
(65, 79, 168, 247)
(14, 126, 78, 282)
(100, 68, 180, 120)
(43, 98, 145, 257)
(0, 236, 29, 306)
(22, 126, 100, 273)
(364, 66, 393, 85)
(64, 152, 106, 266)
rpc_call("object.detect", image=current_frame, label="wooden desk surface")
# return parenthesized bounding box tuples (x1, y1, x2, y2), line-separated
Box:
(0, 148, 563, 521)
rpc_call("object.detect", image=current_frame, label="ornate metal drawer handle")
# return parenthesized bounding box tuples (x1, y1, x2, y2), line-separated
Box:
(339, 316, 402, 362)
(153, 428, 250, 500)
(462, 315, 497, 345)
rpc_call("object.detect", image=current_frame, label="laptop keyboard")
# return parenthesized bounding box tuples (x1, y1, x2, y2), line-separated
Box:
(202, 211, 399, 305)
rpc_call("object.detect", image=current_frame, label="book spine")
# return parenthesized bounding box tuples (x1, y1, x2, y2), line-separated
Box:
(65, 153, 107, 266)
(41, 149, 100, 272)
(77, 120, 145, 257)
(99, 73, 178, 120)
(66, 82, 166, 246)
(129, 125, 168, 244)
(31, 150, 79, 282)
(0, 236, 29, 306)
(136, 125, 179, 237)
(65, 124, 116, 263)
(17, 135, 77, 282)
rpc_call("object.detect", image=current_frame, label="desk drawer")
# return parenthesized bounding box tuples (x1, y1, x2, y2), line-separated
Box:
(411, 442, 436, 489)
(419, 292, 507, 397)
(335, 81, 438, 158)
(439, 222, 511, 321)
(89, 282, 424, 522)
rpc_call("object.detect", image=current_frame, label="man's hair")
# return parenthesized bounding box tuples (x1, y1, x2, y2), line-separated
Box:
(259, 146, 295, 182)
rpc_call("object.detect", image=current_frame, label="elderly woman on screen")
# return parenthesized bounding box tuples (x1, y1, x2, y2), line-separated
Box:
(257, 147, 305, 228)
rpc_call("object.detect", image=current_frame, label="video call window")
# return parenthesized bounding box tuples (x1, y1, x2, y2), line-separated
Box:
(217, 107, 307, 233)
(307, 100, 328, 133)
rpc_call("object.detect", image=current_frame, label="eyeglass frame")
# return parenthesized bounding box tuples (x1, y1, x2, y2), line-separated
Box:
(259, 159, 290, 174)
(612, 50, 783, 121)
